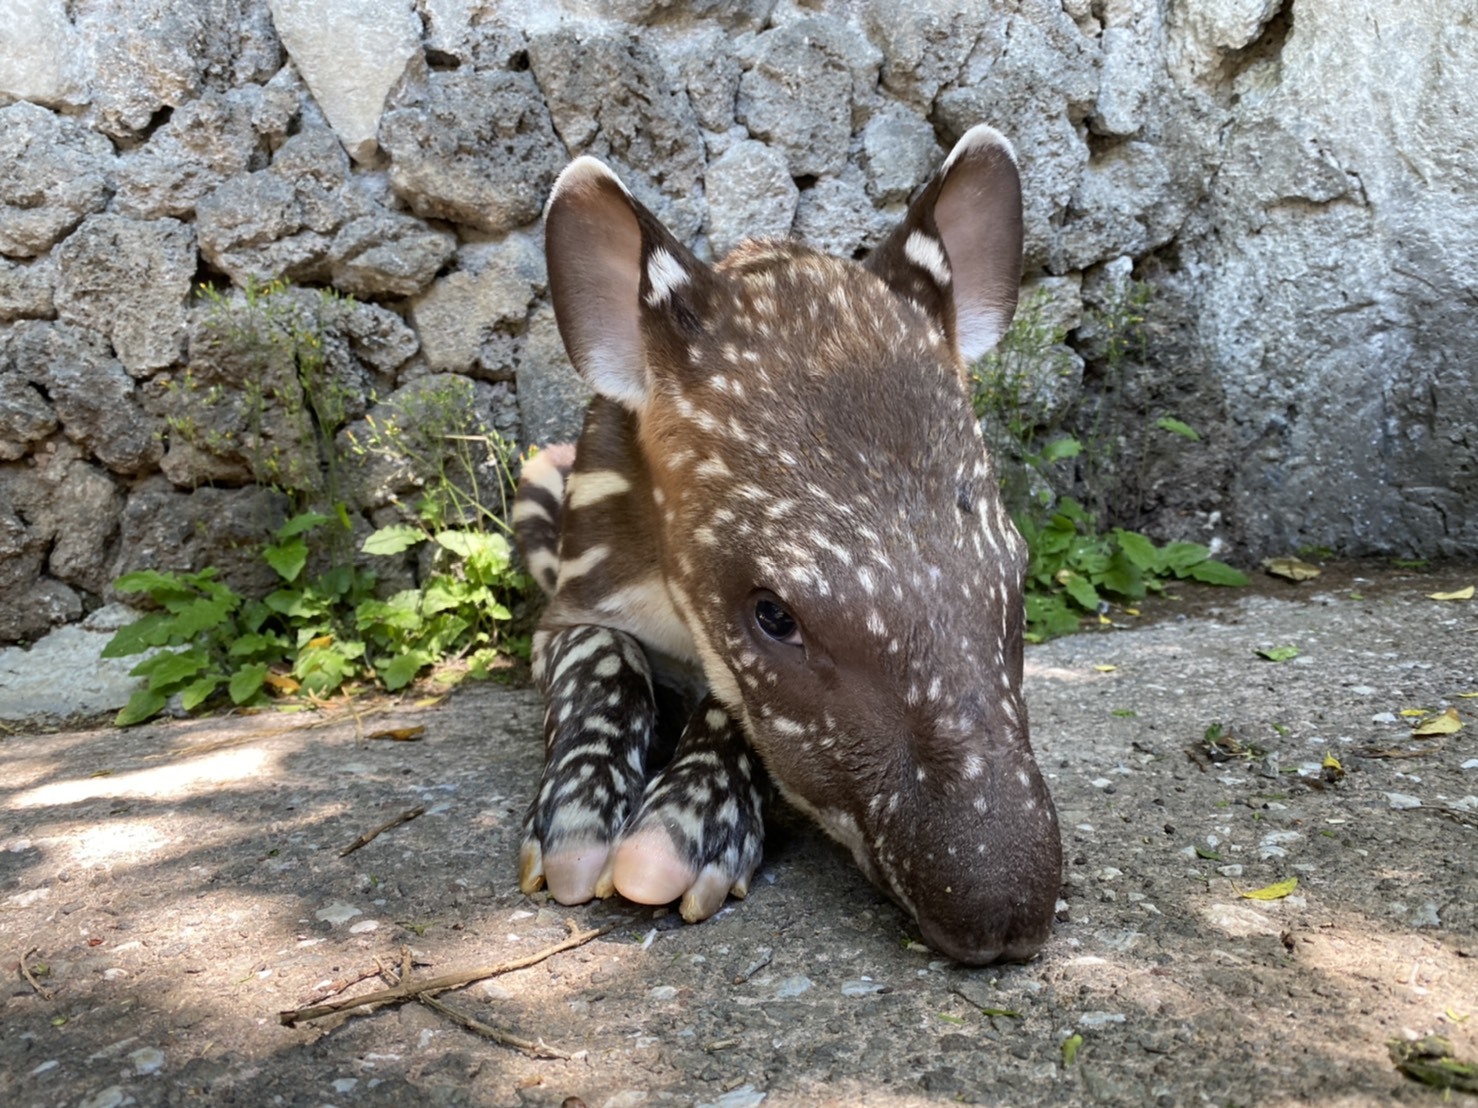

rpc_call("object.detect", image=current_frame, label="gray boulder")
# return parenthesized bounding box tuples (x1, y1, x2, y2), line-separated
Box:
(382, 68, 565, 234)
(704, 140, 797, 258)
(55, 214, 196, 377)
(0, 103, 113, 258)
(8, 321, 163, 475)
(736, 15, 882, 178)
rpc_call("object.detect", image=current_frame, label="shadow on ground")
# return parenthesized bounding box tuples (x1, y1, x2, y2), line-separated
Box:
(2, 565, 1476, 1107)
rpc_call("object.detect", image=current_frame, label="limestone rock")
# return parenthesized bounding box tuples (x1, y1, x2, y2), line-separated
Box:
(860, 105, 940, 203)
(515, 301, 590, 449)
(329, 211, 456, 299)
(0, 372, 57, 461)
(382, 68, 565, 235)
(161, 285, 376, 492)
(0, 103, 113, 259)
(196, 125, 372, 286)
(111, 478, 289, 599)
(113, 88, 268, 219)
(410, 235, 545, 377)
(0, 0, 87, 107)
(792, 170, 891, 260)
(527, 26, 705, 239)
(860, 0, 995, 112)
(55, 215, 196, 377)
(4, 441, 123, 596)
(705, 141, 797, 258)
(8, 321, 163, 475)
(674, 26, 742, 133)
(0, 256, 57, 321)
(737, 15, 882, 178)
(75, 0, 212, 136)
(267, 0, 421, 163)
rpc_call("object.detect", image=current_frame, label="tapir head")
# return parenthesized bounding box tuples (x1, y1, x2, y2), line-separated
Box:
(544, 126, 1062, 964)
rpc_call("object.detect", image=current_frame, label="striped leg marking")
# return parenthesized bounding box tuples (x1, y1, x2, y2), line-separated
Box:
(603, 694, 767, 923)
(520, 625, 657, 904)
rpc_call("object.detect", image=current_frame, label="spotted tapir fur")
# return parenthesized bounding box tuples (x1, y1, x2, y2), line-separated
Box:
(512, 125, 1062, 964)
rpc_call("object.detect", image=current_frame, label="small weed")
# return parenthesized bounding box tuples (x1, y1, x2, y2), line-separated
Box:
(107, 290, 531, 725)
(972, 279, 1245, 641)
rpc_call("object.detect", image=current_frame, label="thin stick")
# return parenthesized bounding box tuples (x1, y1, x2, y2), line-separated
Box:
(339, 806, 426, 857)
(298, 962, 385, 1006)
(416, 994, 573, 1059)
(20, 947, 53, 1000)
(278, 919, 621, 1026)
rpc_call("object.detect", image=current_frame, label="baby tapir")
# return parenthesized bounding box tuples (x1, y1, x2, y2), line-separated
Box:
(512, 124, 1061, 964)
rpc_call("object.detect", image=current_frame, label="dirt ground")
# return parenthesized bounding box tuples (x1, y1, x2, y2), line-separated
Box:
(3, 563, 1476, 1108)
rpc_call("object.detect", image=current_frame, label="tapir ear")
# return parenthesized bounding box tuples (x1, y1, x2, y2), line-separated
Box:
(866, 124, 1024, 364)
(544, 157, 708, 412)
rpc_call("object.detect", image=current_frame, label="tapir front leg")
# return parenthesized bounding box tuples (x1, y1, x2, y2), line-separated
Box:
(603, 693, 768, 922)
(520, 624, 660, 903)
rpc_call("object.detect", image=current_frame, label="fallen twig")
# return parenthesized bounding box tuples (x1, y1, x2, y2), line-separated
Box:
(339, 806, 426, 857)
(278, 918, 622, 1026)
(20, 947, 54, 1000)
(417, 993, 574, 1059)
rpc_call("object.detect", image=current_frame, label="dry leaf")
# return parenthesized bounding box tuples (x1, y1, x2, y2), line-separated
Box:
(1241, 877, 1298, 900)
(1262, 556, 1321, 581)
(264, 672, 301, 693)
(307, 634, 334, 649)
(1399, 708, 1429, 718)
(1412, 708, 1463, 737)
(1427, 586, 1475, 601)
(367, 726, 426, 742)
(1094, 664, 1118, 673)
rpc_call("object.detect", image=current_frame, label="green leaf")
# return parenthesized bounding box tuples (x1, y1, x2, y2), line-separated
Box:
(1112, 529, 1160, 572)
(277, 510, 333, 538)
(1186, 559, 1249, 586)
(1256, 645, 1300, 662)
(362, 524, 427, 556)
(228, 662, 269, 704)
(166, 593, 239, 638)
(112, 569, 196, 601)
(179, 674, 222, 712)
(1062, 1033, 1083, 1066)
(1061, 572, 1101, 613)
(1039, 436, 1083, 463)
(263, 535, 308, 582)
(1160, 541, 1213, 571)
(422, 578, 471, 614)
(434, 529, 510, 564)
(229, 631, 287, 658)
(380, 649, 431, 691)
(100, 612, 175, 658)
(133, 648, 210, 692)
(1155, 416, 1201, 441)
(116, 687, 168, 727)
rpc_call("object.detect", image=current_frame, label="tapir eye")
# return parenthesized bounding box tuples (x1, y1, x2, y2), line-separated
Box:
(753, 595, 803, 647)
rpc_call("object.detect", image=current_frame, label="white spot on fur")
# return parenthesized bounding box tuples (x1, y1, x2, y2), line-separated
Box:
(905, 230, 951, 287)
(565, 470, 632, 510)
(644, 247, 689, 308)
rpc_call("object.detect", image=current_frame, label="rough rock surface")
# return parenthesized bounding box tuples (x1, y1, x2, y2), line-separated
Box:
(0, 0, 1473, 644)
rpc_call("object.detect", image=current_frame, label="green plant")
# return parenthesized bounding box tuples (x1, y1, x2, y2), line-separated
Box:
(972, 280, 1246, 641)
(107, 326, 533, 725)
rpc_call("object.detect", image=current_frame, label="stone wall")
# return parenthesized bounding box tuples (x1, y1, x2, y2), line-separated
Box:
(0, 0, 1474, 643)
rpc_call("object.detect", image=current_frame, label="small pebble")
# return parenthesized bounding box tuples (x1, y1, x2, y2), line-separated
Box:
(1410, 902, 1441, 928)
(1385, 792, 1422, 810)
(348, 919, 379, 934)
(841, 978, 886, 997)
(1371, 712, 1398, 724)
(1218, 864, 1244, 878)
(332, 1078, 359, 1093)
(1462, 759, 1478, 771)
(1078, 1011, 1127, 1028)
(128, 1047, 164, 1076)
(648, 985, 678, 1001)
(314, 902, 362, 925)
(773, 975, 812, 998)
(78, 1089, 127, 1108)
(697, 1085, 767, 1108)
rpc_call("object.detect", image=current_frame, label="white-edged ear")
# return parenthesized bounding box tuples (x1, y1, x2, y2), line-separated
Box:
(867, 124, 1024, 364)
(544, 157, 708, 413)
